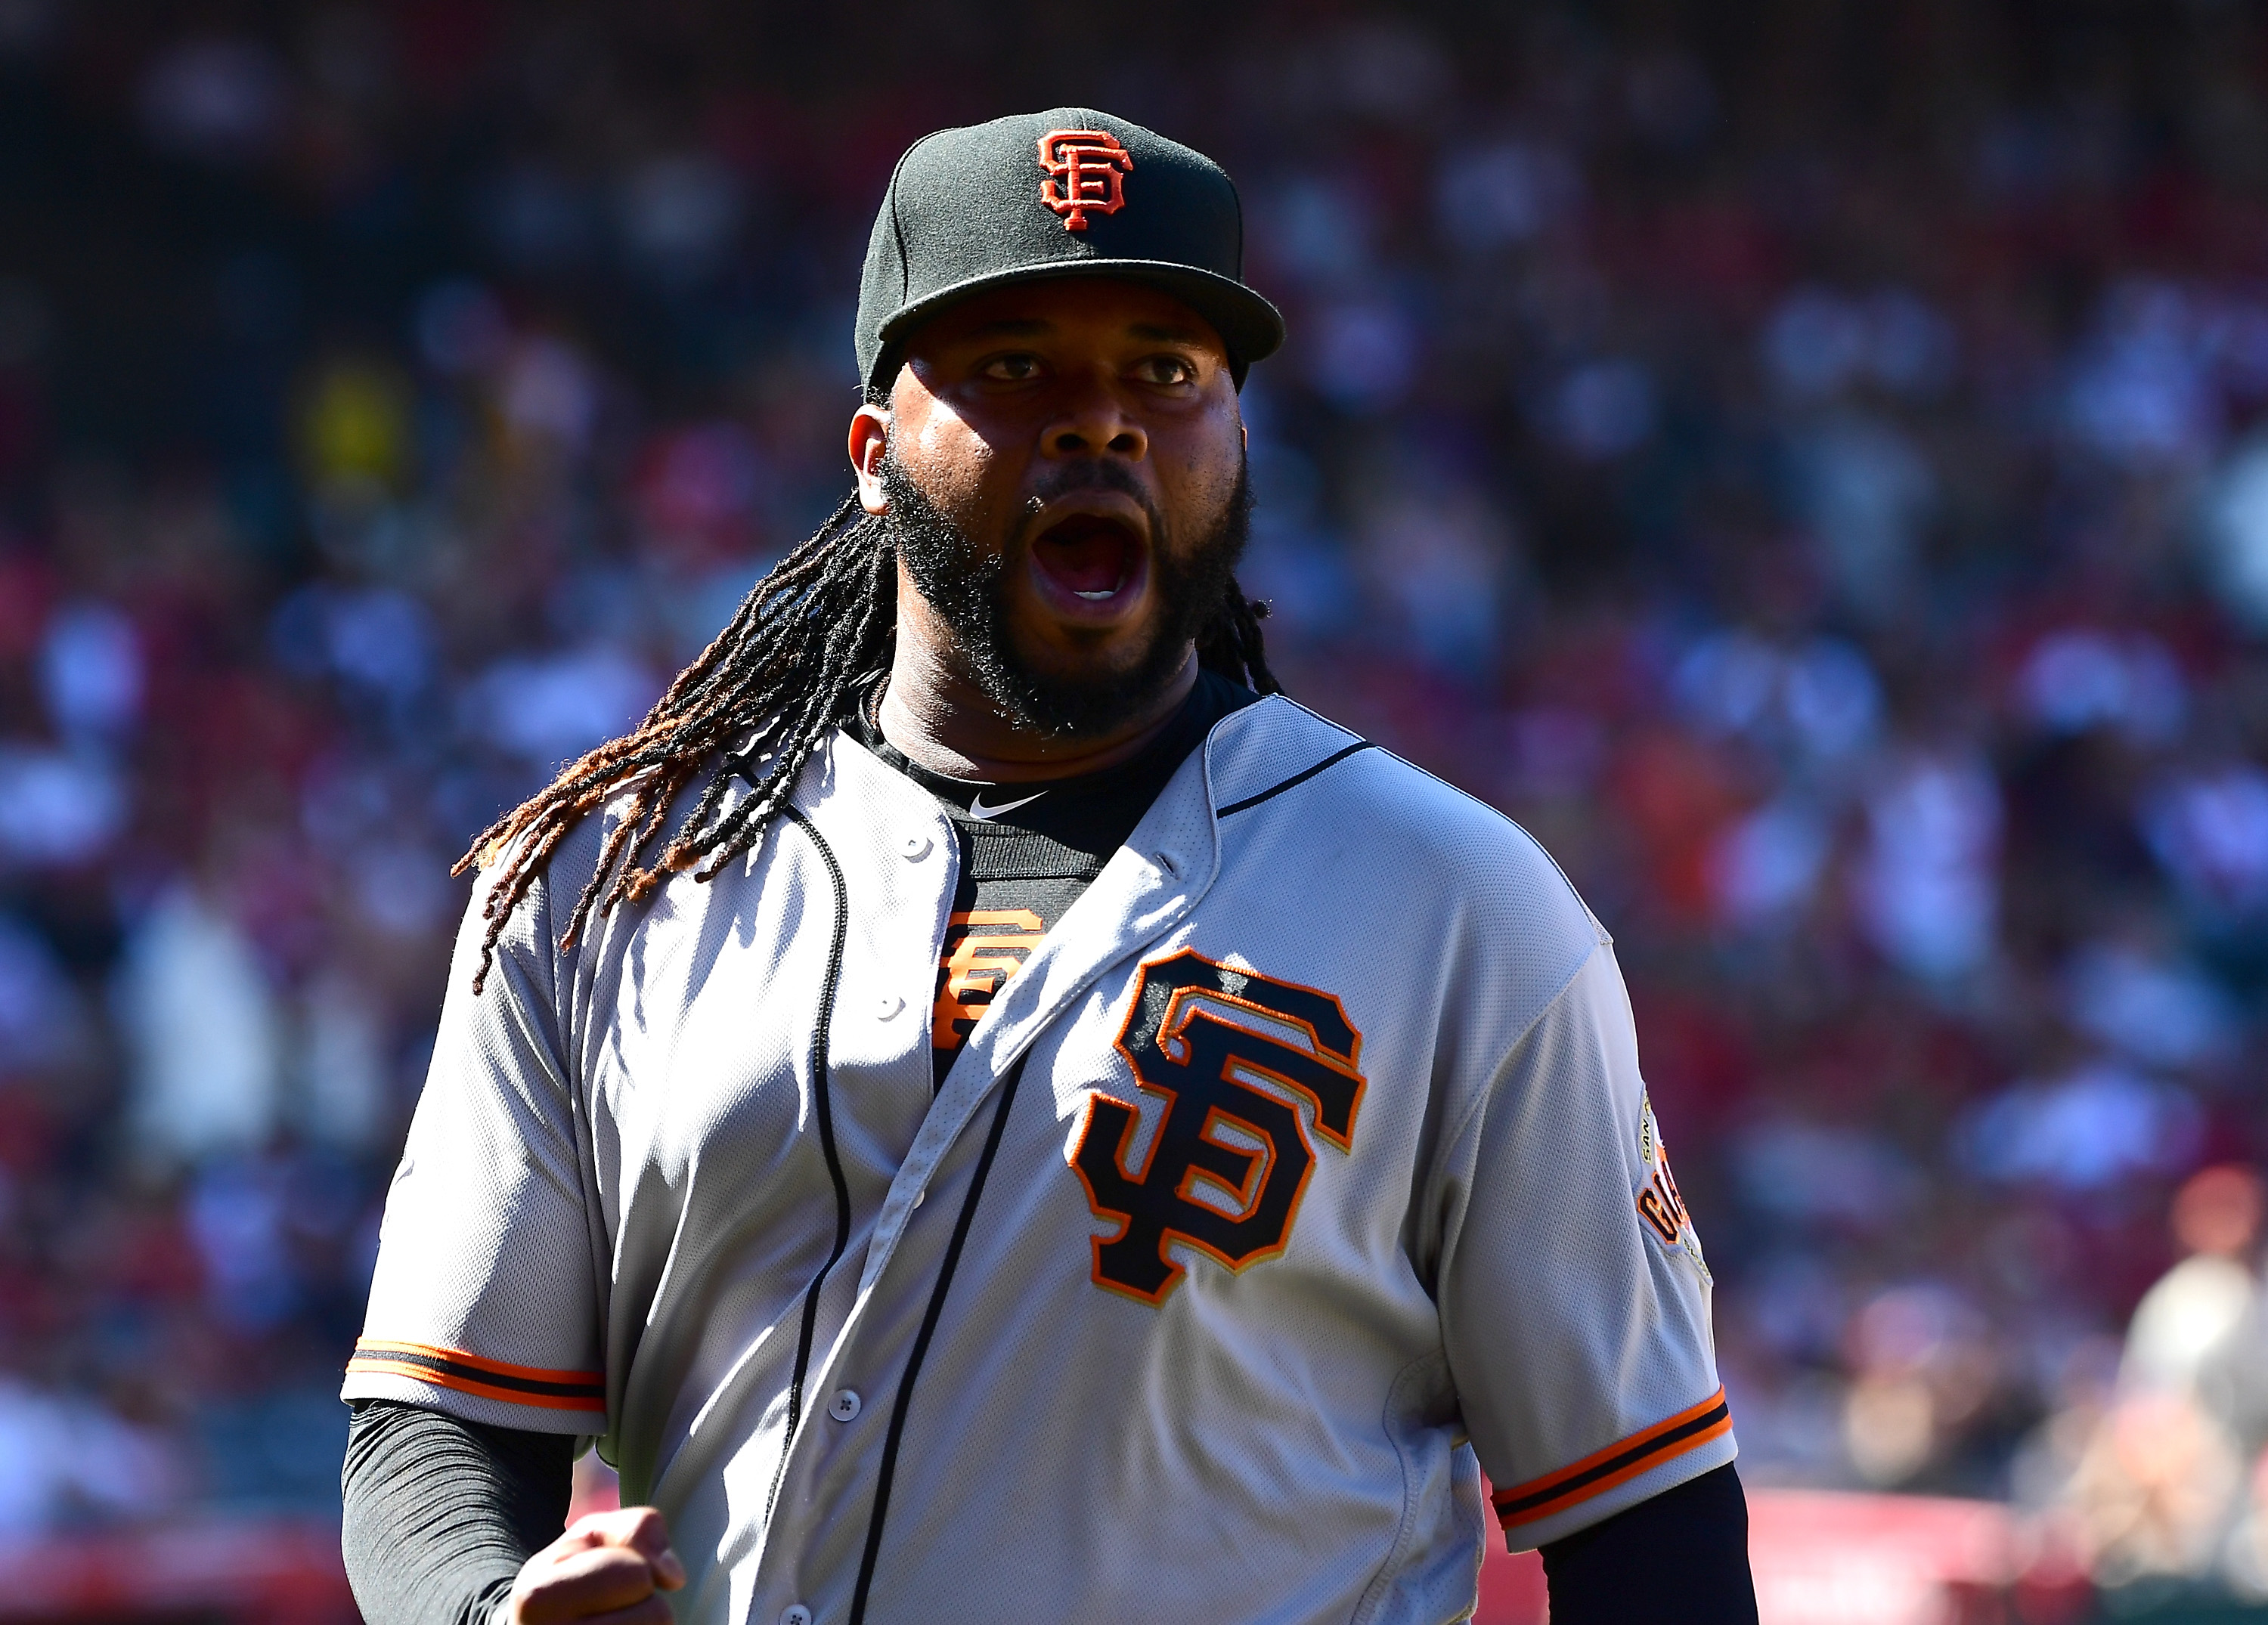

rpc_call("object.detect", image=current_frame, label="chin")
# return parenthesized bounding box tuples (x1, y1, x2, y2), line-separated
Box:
(993, 625, 1186, 738)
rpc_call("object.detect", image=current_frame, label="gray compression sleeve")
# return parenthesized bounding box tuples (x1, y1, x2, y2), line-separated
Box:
(340, 1399, 576, 1625)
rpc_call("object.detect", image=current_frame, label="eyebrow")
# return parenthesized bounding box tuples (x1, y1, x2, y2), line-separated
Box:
(1127, 321, 1209, 344)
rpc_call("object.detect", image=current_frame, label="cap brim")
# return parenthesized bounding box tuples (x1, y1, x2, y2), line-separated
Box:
(870, 259, 1285, 391)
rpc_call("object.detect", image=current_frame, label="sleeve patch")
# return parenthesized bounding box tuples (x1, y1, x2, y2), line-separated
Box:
(1490, 1386, 1733, 1531)
(1635, 1095, 1711, 1285)
(346, 1339, 606, 1413)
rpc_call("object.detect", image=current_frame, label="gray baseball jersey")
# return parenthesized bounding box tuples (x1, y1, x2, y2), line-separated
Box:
(344, 695, 1731, 1625)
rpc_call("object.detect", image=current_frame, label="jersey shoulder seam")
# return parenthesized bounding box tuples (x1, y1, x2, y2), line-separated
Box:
(1216, 704, 1613, 946)
(1215, 738, 1378, 816)
(1204, 694, 1362, 812)
(1362, 741, 1610, 941)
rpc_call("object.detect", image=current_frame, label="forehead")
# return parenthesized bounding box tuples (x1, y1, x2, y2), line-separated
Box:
(904, 277, 1227, 357)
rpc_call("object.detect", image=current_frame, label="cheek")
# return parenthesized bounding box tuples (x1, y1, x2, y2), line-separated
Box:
(901, 419, 1010, 527)
(1158, 435, 1243, 538)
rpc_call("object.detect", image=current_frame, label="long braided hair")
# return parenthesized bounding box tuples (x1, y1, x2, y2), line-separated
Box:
(457, 495, 1281, 991)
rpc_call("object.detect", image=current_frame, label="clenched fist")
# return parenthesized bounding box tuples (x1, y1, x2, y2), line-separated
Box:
(508, 1506, 687, 1624)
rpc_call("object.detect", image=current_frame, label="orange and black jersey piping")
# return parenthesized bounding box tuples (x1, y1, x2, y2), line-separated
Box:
(346, 1339, 606, 1414)
(1492, 1386, 1734, 1535)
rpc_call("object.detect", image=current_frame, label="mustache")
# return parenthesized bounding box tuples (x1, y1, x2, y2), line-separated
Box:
(1021, 460, 1163, 534)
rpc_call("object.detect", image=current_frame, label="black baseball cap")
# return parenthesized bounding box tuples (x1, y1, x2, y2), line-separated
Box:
(856, 107, 1285, 394)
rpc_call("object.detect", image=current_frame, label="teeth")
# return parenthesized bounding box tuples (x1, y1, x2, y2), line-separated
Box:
(1074, 589, 1115, 600)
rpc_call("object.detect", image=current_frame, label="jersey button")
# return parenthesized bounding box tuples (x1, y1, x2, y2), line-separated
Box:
(828, 1388, 862, 1422)
(780, 1606, 813, 1625)
(900, 832, 931, 861)
(875, 993, 904, 1021)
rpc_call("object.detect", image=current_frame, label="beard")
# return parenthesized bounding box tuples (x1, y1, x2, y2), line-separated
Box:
(881, 450, 1252, 739)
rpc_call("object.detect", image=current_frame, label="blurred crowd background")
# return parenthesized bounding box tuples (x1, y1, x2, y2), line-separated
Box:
(0, 0, 2263, 1602)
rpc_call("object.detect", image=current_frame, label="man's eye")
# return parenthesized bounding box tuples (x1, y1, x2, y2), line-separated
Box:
(1136, 356, 1195, 385)
(982, 355, 1041, 381)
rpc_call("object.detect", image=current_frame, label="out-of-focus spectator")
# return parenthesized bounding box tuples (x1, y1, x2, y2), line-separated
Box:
(115, 887, 283, 1165)
(2060, 1167, 2268, 1590)
(2124, 1167, 2263, 1403)
(0, 1377, 187, 1534)
(2069, 1391, 2243, 1587)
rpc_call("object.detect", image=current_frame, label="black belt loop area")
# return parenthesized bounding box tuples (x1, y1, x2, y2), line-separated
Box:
(846, 1050, 1032, 1625)
(764, 807, 854, 1525)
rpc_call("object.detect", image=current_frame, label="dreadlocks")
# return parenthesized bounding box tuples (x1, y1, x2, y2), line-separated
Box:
(456, 495, 1281, 992)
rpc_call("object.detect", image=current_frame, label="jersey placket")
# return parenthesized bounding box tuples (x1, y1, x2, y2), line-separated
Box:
(744, 735, 1224, 1625)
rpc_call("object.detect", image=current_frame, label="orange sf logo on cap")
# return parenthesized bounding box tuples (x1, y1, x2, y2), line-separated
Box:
(1037, 129, 1132, 231)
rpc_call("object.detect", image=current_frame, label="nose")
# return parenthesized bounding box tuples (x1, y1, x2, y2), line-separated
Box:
(1043, 373, 1148, 463)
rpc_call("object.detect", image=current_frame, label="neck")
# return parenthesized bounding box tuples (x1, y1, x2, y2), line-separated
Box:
(878, 565, 1198, 783)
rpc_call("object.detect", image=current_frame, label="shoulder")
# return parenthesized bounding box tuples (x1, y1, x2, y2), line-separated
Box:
(470, 743, 761, 972)
(1204, 696, 1607, 955)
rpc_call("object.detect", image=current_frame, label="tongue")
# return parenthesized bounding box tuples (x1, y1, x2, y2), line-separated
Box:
(1037, 518, 1131, 596)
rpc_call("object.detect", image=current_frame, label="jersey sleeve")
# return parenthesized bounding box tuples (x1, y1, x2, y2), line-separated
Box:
(1434, 939, 1733, 1551)
(341, 864, 607, 1435)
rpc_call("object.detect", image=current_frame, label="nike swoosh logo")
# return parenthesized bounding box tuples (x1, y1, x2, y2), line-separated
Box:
(968, 789, 1047, 821)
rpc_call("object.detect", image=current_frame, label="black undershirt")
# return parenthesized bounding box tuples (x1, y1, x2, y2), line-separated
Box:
(341, 672, 1756, 1623)
(850, 668, 1259, 1088)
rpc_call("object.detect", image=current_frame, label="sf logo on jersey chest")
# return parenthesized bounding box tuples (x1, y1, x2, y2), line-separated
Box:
(1069, 950, 1366, 1304)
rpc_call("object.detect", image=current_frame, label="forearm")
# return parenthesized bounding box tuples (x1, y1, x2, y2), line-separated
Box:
(1539, 1462, 1758, 1625)
(341, 1400, 577, 1625)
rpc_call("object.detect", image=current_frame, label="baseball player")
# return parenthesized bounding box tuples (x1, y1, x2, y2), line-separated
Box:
(340, 109, 1757, 1625)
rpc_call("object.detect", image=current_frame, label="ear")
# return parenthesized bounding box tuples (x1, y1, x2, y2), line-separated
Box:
(849, 404, 892, 515)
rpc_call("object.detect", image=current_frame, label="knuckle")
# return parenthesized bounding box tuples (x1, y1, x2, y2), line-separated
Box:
(586, 1506, 658, 1546)
(507, 1575, 563, 1625)
(621, 1506, 673, 1552)
(580, 1548, 652, 1582)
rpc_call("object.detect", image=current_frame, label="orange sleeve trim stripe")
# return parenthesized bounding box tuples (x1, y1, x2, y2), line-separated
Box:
(346, 1339, 606, 1413)
(1492, 1387, 1732, 1531)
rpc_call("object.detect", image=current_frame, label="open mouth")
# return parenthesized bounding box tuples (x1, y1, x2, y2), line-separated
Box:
(1033, 513, 1140, 602)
